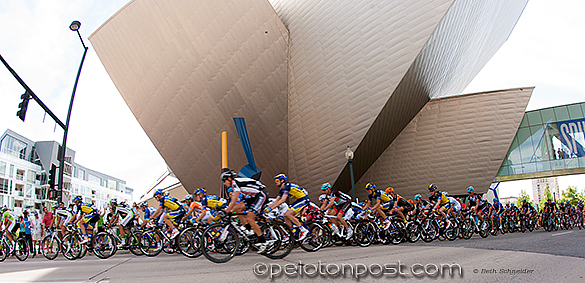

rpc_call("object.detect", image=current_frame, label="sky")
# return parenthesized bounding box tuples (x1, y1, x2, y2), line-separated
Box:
(1, 0, 585, 202)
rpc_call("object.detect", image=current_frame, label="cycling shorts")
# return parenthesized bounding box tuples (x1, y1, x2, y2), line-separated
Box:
(335, 200, 352, 215)
(380, 200, 394, 211)
(289, 197, 310, 214)
(244, 190, 267, 215)
(439, 202, 451, 210)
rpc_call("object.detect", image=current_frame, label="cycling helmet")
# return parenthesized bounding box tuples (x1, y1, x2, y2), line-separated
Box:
(320, 183, 331, 191)
(73, 195, 83, 203)
(195, 187, 206, 195)
(0, 206, 7, 213)
(184, 195, 193, 202)
(466, 186, 475, 193)
(414, 194, 422, 200)
(547, 198, 552, 202)
(365, 183, 375, 191)
(274, 174, 288, 182)
(579, 200, 583, 204)
(407, 199, 413, 205)
(428, 184, 437, 191)
(139, 201, 148, 207)
(153, 189, 164, 197)
(109, 198, 117, 206)
(493, 198, 499, 202)
(523, 199, 527, 203)
(385, 187, 394, 194)
(220, 170, 238, 180)
(566, 200, 570, 204)
(318, 194, 328, 202)
(511, 203, 515, 206)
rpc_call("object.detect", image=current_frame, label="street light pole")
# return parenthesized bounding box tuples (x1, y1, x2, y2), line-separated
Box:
(345, 146, 356, 202)
(57, 21, 88, 202)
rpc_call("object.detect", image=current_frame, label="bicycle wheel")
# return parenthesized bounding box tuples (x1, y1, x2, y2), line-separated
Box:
(41, 235, 60, 260)
(299, 222, 326, 252)
(62, 233, 82, 260)
(201, 223, 238, 263)
(462, 219, 473, 239)
(0, 238, 9, 262)
(478, 220, 490, 238)
(405, 222, 421, 243)
(14, 237, 29, 261)
(128, 232, 144, 256)
(263, 221, 293, 260)
(140, 229, 163, 257)
(178, 227, 202, 258)
(93, 232, 117, 259)
(354, 221, 375, 247)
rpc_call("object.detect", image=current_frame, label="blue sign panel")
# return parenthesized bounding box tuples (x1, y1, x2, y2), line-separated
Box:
(557, 118, 585, 158)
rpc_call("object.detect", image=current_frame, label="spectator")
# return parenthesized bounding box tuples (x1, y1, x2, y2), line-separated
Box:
(21, 211, 34, 258)
(42, 206, 54, 233)
(31, 210, 42, 255)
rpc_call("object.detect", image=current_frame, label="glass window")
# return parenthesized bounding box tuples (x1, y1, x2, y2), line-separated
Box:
(567, 104, 584, 119)
(540, 108, 556, 124)
(0, 178, 10, 194)
(526, 111, 542, 126)
(0, 135, 27, 159)
(107, 180, 117, 190)
(78, 169, 85, 181)
(88, 174, 101, 185)
(27, 171, 35, 183)
(519, 115, 529, 128)
(554, 106, 570, 121)
(0, 161, 5, 176)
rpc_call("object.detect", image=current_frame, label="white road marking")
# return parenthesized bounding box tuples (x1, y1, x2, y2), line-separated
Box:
(551, 231, 573, 237)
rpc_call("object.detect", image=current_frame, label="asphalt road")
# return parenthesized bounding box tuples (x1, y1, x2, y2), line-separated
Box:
(1, 228, 584, 283)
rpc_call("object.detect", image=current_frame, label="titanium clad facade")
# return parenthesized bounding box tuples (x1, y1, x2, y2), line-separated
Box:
(91, 0, 530, 198)
(268, 0, 529, 193)
(90, 0, 290, 195)
(355, 88, 533, 200)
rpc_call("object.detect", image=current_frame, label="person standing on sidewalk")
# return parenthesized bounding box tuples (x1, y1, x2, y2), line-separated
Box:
(21, 211, 34, 257)
(31, 210, 43, 256)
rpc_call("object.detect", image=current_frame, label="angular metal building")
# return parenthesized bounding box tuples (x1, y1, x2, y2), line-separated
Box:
(90, 0, 531, 199)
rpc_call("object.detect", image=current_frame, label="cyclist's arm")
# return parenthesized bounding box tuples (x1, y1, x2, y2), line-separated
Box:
(323, 198, 336, 211)
(269, 194, 287, 210)
(225, 191, 240, 213)
(371, 198, 382, 211)
(150, 206, 164, 220)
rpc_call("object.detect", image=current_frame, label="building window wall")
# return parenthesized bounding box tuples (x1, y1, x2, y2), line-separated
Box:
(0, 135, 27, 159)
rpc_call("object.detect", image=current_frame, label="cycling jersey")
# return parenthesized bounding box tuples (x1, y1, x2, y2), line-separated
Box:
(2, 210, 18, 234)
(159, 196, 184, 212)
(201, 195, 228, 210)
(144, 207, 157, 220)
(448, 197, 461, 212)
(466, 193, 487, 207)
(77, 202, 98, 216)
(112, 205, 135, 227)
(55, 207, 74, 224)
(429, 191, 450, 205)
(368, 190, 392, 203)
(278, 182, 309, 200)
(230, 177, 267, 197)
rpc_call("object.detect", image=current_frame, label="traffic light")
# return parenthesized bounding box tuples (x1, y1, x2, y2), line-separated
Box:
(48, 164, 57, 189)
(16, 91, 31, 121)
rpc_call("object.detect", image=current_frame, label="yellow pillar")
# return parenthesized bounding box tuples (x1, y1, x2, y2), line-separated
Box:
(222, 131, 228, 169)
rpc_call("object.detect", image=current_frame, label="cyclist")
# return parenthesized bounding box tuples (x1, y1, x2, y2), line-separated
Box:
(265, 174, 310, 240)
(139, 201, 158, 229)
(53, 201, 75, 238)
(490, 198, 504, 231)
(321, 182, 354, 239)
(109, 199, 135, 248)
(447, 195, 462, 219)
(150, 189, 185, 239)
(363, 183, 393, 229)
(464, 186, 489, 225)
(409, 194, 428, 218)
(1, 206, 18, 243)
(385, 187, 411, 223)
(193, 188, 228, 225)
(428, 184, 452, 228)
(72, 195, 100, 244)
(222, 170, 271, 253)
(181, 194, 201, 225)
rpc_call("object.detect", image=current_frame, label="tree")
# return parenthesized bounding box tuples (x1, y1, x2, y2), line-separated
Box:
(559, 186, 582, 205)
(539, 187, 553, 210)
(516, 189, 532, 207)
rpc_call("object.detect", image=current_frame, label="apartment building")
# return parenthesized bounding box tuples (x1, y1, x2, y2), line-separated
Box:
(0, 129, 132, 215)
